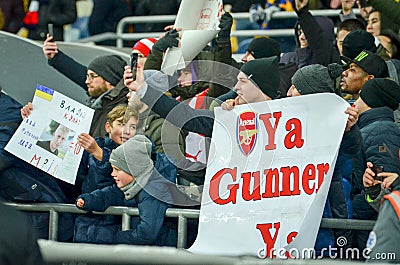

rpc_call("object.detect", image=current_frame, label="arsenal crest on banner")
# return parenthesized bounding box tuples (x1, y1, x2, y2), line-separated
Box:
(237, 111, 258, 156)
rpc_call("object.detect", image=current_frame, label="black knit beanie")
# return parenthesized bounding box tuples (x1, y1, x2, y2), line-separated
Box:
(87, 55, 126, 86)
(342, 30, 377, 60)
(246, 37, 281, 59)
(291, 63, 343, 95)
(360, 78, 400, 111)
(240, 57, 281, 99)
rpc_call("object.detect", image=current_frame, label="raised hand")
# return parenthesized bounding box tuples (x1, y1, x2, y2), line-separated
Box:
(124, 65, 145, 93)
(217, 12, 233, 42)
(295, 0, 309, 11)
(153, 28, 181, 52)
(42, 34, 58, 60)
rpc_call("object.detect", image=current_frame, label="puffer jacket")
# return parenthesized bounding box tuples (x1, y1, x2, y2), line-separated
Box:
(352, 107, 400, 197)
(78, 137, 118, 194)
(77, 169, 177, 246)
(74, 137, 120, 243)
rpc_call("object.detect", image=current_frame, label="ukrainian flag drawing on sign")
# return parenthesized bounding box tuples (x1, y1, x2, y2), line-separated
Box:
(35, 85, 54, 102)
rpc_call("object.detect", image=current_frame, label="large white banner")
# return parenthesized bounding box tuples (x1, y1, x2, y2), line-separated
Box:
(189, 93, 349, 258)
(5, 85, 94, 184)
(161, 0, 223, 75)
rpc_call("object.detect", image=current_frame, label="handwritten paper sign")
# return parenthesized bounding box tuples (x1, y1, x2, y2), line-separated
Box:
(5, 85, 94, 184)
(189, 94, 349, 258)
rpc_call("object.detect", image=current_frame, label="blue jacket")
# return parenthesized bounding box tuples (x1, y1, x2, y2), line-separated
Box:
(74, 137, 120, 243)
(0, 92, 22, 170)
(77, 171, 177, 246)
(78, 137, 119, 194)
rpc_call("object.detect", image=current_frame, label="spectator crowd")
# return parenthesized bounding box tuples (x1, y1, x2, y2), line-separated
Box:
(0, 0, 400, 263)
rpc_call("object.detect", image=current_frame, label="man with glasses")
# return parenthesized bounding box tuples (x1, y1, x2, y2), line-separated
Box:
(42, 34, 128, 138)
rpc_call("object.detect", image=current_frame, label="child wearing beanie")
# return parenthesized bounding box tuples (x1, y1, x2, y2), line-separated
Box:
(76, 135, 178, 246)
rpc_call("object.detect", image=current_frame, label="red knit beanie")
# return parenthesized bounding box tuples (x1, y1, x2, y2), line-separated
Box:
(132, 38, 158, 58)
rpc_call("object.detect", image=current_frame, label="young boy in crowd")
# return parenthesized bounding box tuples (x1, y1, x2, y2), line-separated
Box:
(76, 134, 177, 246)
(74, 104, 138, 243)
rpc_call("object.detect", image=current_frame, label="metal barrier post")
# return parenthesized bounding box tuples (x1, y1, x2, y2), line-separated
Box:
(48, 209, 59, 241)
(121, 212, 131, 230)
(177, 214, 188, 249)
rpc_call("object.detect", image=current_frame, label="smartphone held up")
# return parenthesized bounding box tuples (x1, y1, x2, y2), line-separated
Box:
(130, 53, 138, 81)
(371, 165, 383, 181)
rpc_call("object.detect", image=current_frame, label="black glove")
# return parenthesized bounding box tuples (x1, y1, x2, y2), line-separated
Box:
(153, 29, 180, 52)
(217, 12, 233, 42)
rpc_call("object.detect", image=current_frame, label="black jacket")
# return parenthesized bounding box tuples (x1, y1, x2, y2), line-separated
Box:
(48, 50, 129, 138)
(280, 6, 340, 68)
(28, 0, 77, 41)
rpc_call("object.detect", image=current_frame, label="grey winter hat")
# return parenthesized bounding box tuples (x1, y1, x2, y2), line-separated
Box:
(87, 55, 126, 86)
(291, 63, 343, 95)
(110, 134, 154, 180)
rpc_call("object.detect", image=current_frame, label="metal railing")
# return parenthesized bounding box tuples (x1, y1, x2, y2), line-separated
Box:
(75, 9, 360, 48)
(5, 201, 375, 249)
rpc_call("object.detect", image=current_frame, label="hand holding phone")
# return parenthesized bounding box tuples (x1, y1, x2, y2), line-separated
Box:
(130, 53, 138, 81)
(371, 165, 383, 181)
(48, 23, 54, 42)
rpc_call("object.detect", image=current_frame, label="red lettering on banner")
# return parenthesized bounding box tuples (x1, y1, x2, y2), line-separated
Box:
(259, 112, 282, 150)
(316, 163, 329, 192)
(262, 168, 279, 198)
(242, 171, 261, 201)
(209, 163, 329, 204)
(256, 222, 281, 258)
(280, 166, 301, 196)
(209, 167, 239, 205)
(284, 118, 304, 149)
(302, 164, 316, 195)
(286, 231, 298, 258)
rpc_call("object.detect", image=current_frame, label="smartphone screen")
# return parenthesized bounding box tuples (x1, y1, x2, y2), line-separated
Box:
(130, 53, 138, 81)
(48, 23, 54, 41)
(372, 165, 383, 181)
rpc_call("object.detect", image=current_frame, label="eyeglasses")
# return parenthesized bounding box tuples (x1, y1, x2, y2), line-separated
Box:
(86, 73, 100, 82)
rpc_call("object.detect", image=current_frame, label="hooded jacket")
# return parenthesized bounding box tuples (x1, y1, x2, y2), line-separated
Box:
(280, 5, 340, 68)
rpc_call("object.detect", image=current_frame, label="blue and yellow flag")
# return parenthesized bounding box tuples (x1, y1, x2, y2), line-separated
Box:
(35, 85, 54, 101)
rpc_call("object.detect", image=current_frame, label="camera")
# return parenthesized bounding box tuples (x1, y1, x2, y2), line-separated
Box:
(371, 165, 383, 181)
(130, 53, 138, 81)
